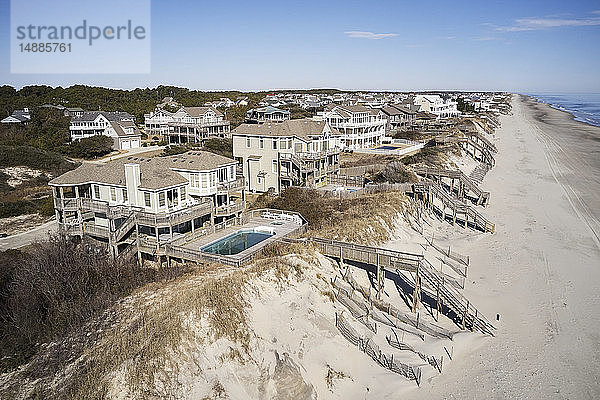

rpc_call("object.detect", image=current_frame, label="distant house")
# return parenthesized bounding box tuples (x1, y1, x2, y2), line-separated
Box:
(413, 95, 460, 119)
(378, 105, 416, 131)
(64, 107, 85, 118)
(232, 119, 342, 193)
(245, 106, 290, 123)
(144, 108, 174, 140)
(322, 104, 386, 149)
(70, 111, 141, 150)
(144, 105, 230, 144)
(1, 108, 31, 124)
(235, 96, 249, 106)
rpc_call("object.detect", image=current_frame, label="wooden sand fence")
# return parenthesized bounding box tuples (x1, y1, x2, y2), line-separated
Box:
(335, 312, 422, 385)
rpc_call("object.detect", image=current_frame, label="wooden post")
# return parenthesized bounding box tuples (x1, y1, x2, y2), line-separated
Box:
(135, 221, 142, 267)
(376, 253, 382, 300)
(436, 282, 440, 321)
(412, 264, 420, 313)
(462, 300, 469, 330)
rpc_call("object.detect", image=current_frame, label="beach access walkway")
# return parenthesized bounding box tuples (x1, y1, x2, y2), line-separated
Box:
(412, 166, 490, 206)
(306, 237, 495, 336)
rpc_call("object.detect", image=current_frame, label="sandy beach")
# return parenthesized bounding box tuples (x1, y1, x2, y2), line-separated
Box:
(407, 95, 600, 399)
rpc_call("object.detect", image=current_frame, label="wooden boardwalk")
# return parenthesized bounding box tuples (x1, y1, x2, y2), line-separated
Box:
(412, 182, 495, 233)
(309, 237, 495, 335)
(412, 166, 490, 206)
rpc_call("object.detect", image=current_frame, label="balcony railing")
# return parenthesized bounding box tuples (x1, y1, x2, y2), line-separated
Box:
(295, 148, 340, 160)
(214, 201, 245, 216)
(217, 177, 245, 192)
(83, 222, 109, 238)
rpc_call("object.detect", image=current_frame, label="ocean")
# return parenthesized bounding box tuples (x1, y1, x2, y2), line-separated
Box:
(529, 93, 600, 127)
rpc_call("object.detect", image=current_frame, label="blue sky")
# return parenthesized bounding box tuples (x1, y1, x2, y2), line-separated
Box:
(1, 0, 599, 92)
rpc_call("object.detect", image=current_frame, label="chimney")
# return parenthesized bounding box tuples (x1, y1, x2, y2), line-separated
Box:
(124, 163, 141, 206)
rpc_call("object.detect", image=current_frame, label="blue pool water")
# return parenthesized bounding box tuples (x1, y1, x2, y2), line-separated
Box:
(201, 230, 274, 255)
(376, 145, 399, 150)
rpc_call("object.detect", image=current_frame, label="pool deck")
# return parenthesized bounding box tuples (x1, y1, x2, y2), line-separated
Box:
(178, 215, 303, 263)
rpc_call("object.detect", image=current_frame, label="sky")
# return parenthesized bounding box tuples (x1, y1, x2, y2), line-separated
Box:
(1, 0, 599, 92)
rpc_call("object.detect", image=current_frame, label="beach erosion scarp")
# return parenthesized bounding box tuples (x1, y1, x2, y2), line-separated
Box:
(406, 94, 600, 399)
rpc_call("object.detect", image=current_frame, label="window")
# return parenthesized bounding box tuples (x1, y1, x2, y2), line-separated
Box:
(144, 192, 151, 207)
(122, 188, 128, 202)
(217, 168, 227, 183)
(191, 173, 199, 187)
(259, 138, 264, 149)
(110, 187, 117, 202)
(159, 192, 165, 207)
(287, 139, 292, 149)
(229, 165, 235, 180)
(93, 185, 100, 199)
(210, 172, 215, 187)
(201, 173, 208, 188)
(257, 176, 263, 184)
(246, 137, 251, 148)
(181, 187, 186, 200)
(280, 138, 286, 149)
(272, 160, 278, 173)
(272, 139, 277, 150)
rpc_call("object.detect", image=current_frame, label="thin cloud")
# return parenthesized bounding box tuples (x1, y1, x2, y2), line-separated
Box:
(473, 36, 499, 41)
(496, 16, 600, 32)
(344, 31, 398, 39)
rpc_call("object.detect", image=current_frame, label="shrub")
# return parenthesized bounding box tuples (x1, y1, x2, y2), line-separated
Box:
(371, 161, 418, 183)
(0, 145, 76, 174)
(0, 235, 190, 371)
(60, 135, 114, 159)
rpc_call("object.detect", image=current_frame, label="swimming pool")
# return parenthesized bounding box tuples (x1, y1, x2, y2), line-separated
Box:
(375, 145, 399, 150)
(201, 229, 274, 255)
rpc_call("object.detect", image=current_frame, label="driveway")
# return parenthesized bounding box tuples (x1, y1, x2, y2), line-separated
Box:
(0, 219, 57, 251)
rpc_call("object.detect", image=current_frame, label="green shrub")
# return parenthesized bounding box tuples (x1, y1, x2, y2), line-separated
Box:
(60, 135, 114, 159)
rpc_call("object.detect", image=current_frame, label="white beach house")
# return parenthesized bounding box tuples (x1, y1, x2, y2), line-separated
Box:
(144, 106, 230, 144)
(69, 111, 142, 150)
(49, 151, 246, 255)
(322, 104, 386, 149)
(413, 95, 461, 119)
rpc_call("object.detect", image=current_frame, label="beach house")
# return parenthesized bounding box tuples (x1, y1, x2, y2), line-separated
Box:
(145, 106, 230, 144)
(48, 151, 245, 256)
(413, 95, 460, 119)
(245, 106, 291, 123)
(69, 111, 142, 150)
(378, 104, 417, 131)
(1, 108, 31, 124)
(232, 119, 342, 193)
(321, 104, 386, 149)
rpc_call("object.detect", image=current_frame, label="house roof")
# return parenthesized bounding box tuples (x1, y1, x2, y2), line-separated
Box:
(251, 106, 290, 115)
(71, 111, 134, 122)
(181, 106, 223, 118)
(379, 105, 416, 116)
(110, 120, 142, 137)
(232, 119, 341, 140)
(49, 151, 236, 190)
